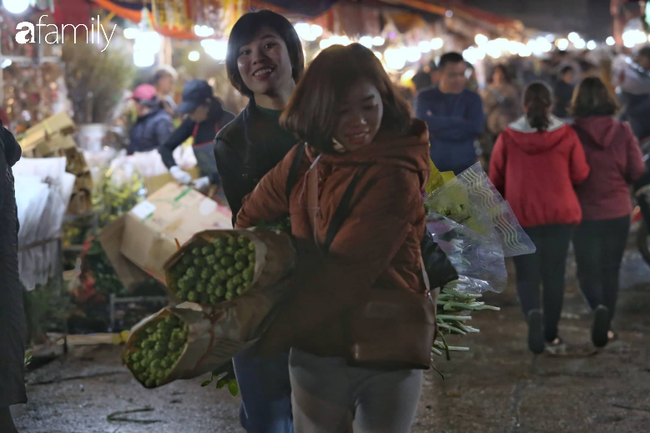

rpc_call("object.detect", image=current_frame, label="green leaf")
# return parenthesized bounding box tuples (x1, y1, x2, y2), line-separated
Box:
(216, 379, 226, 389)
(201, 380, 212, 387)
(228, 380, 239, 397)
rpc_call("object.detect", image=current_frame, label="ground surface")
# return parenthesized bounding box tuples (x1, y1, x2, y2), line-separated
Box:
(13, 240, 650, 433)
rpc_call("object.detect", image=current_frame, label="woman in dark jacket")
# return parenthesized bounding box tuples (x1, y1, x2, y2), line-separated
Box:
(0, 122, 26, 433)
(212, 10, 304, 433)
(127, 84, 174, 155)
(571, 77, 645, 347)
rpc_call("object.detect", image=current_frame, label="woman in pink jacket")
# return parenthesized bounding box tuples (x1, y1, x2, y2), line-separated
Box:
(489, 82, 590, 354)
(571, 77, 645, 347)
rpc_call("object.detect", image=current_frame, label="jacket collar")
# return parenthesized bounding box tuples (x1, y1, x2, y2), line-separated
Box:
(508, 114, 565, 133)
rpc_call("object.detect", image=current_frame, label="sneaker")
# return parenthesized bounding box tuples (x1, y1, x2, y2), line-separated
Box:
(545, 337, 567, 355)
(527, 309, 544, 354)
(592, 305, 610, 348)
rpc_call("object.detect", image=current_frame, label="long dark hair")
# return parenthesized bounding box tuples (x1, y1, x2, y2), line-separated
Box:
(281, 43, 412, 153)
(571, 77, 618, 117)
(523, 82, 553, 131)
(226, 10, 305, 98)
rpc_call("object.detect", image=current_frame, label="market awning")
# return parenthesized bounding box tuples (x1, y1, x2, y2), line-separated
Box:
(374, 0, 523, 31)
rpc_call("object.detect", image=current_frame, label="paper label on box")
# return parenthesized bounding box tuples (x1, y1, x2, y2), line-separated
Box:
(131, 200, 157, 220)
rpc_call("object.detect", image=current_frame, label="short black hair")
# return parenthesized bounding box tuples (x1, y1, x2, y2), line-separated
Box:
(226, 10, 305, 98)
(439, 52, 464, 69)
(560, 66, 574, 76)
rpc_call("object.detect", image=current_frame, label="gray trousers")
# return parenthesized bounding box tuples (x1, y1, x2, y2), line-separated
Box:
(289, 349, 423, 433)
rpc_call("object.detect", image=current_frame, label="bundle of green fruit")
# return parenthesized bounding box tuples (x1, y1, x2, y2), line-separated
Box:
(163, 229, 296, 306)
(123, 312, 188, 388)
(432, 287, 500, 360)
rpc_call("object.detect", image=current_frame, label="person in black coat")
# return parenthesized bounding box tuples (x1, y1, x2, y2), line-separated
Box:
(159, 80, 235, 190)
(127, 84, 174, 155)
(0, 121, 25, 433)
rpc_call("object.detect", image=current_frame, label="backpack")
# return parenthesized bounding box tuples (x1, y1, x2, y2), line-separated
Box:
(285, 144, 457, 290)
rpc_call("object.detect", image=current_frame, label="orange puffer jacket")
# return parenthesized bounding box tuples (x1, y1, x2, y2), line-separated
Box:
(236, 119, 431, 358)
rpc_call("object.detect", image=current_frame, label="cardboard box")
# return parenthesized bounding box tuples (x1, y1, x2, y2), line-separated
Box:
(20, 131, 76, 157)
(120, 182, 232, 282)
(98, 216, 151, 290)
(144, 167, 201, 196)
(24, 111, 76, 137)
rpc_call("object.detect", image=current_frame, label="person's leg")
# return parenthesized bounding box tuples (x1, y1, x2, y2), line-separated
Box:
(600, 216, 631, 322)
(573, 221, 603, 311)
(232, 344, 293, 433)
(353, 368, 423, 433)
(513, 226, 544, 353)
(540, 225, 573, 343)
(288, 349, 353, 433)
(0, 406, 18, 433)
(513, 227, 543, 316)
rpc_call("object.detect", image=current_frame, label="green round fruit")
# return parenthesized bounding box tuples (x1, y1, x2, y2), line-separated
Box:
(248, 253, 255, 263)
(206, 284, 215, 295)
(142, 340, 155, 349)
(227, 267, 237, 277)
(238, 236, 250, 247)
(145, 378, 156, 388)
(176, 290, 188, 300)
(209, 275, 220, 286)
(237, 285, 246, 295)
(221, 256, 234, 267)
(146, 327, 156, 335)
(196, 282, 206, 293)
(160, 359, 169, 369)
(216, 285, 226, 297)
(192, 247, 202, 257)
(218, 269, 229, 281)
(234, 250, 248, 262)
(150, 359, 161, 370)
(194, 257, 206, 267)
(225, 246, 235, 255)
(182, 255, 193, 265)
(243, 268, 254, 282)
(226, 279, 235, 291)
(213, 237, 227, 248)
(235, 262, 246, 271)
(187, 291, 197, 302)
(214, 248, 225, 258)
(202, 245, 215, 256)
(225, 291, 234, 301)
(206, 256, 216, 266)
(248, 243, 255, 252)
(209, 295, 218, 304)
(186, 267, 197, 278)
(201, 269, 211, 280)
(228, 236, 237, 247)
(231, 275, 243, 286)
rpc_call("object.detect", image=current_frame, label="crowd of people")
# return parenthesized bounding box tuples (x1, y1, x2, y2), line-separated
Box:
(3, 8, 650, 433)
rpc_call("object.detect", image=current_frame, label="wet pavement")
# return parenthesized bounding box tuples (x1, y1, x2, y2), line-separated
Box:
(13, 236, 650, 433)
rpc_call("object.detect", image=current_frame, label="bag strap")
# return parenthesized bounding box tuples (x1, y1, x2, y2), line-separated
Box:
(321, 168, 366, 253)
(286, 144, 306, 202)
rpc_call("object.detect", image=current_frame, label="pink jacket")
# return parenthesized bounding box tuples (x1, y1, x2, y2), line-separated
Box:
(572, 116, 645, 221)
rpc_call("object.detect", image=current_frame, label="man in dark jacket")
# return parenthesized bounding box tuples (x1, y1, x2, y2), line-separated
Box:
(127, 84, 174, 155)
(159, 80, 235, 189)
(0, 121, 25, 433)
(416, 52, 484, 174)
(553, 66, 576, 120)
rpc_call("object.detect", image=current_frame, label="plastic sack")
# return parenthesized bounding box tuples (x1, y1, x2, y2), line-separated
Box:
(426, 162, 535, 258)
(13, 157, 75, 290)
(426, 214, 507, 294)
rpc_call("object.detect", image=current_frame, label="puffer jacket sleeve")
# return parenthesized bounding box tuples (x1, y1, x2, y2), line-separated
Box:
(623, 123, 645, 183)
(489, 133, 507, 195)
(568, 128, 590, 185)
(234, 145, 297, 228)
